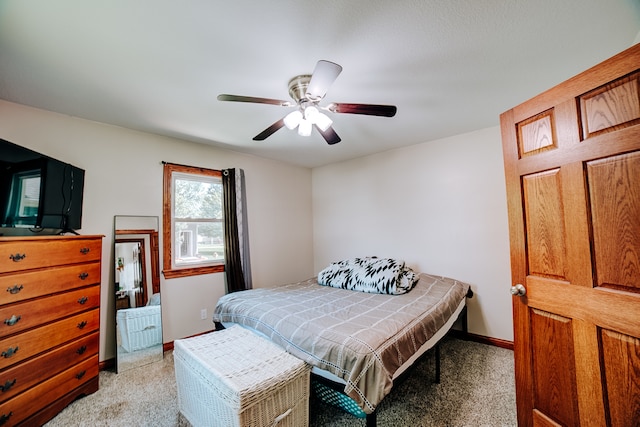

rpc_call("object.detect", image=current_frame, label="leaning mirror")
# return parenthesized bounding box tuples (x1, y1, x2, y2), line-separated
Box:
(114, 215, 162, 372)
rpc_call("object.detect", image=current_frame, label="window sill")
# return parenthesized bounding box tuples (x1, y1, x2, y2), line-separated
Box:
(163, 264, 225, 279)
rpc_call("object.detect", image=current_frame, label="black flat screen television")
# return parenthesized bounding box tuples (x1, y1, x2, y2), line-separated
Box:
(0, 138, 85, 234)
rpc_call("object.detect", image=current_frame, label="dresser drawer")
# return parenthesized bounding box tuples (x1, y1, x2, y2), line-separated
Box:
(0, 237, 101, 274)
(0, 332, 98, 404)
(0, 355, 98, 426)
(0, 285, 100, 338)
(0, 262, 100, 305)
(0, 309, 99, 370)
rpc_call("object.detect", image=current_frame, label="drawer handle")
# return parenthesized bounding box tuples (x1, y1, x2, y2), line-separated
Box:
(77, 345, 87, 355)
(78, 296, 88, 305)
(8, 253, 25, 262)
(80, 247, 90, 255)
(79, 272, 89, 280)
(1, 347, 18, 358)
(76, 370, 86, 380)
(0, 412, 12, 425)
(3, 315, 20, 326)
(6, 285, 23, 295)
(77, 321, 88, 329)
(0, 379, 16, 392)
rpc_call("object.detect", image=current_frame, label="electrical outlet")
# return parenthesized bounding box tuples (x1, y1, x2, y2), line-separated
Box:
(200, 308, 207, 320)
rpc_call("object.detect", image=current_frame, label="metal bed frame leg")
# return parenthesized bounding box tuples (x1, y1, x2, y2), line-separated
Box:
(366, 411, 377, 427)
(434, 301, 469, 385)
(461, 304, 469, 334)
(435, 343, 441, 384)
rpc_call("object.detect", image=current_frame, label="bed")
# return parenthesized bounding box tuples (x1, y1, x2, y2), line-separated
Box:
(213, 265, 472, 426)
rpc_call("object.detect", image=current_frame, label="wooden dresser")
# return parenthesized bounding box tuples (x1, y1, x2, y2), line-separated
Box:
(0, 235, 102, 426)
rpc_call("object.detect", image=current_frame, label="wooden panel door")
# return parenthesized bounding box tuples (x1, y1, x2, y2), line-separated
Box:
(501, 43, 640, 426)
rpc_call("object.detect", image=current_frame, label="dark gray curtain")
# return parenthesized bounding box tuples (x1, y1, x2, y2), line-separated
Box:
(222, 168, 252, 293)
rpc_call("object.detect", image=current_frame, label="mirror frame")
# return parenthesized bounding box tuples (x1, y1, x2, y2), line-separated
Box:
(115, 230, 160, 295)
(115, 238, 148, 307)
(113, 215, 161, 373)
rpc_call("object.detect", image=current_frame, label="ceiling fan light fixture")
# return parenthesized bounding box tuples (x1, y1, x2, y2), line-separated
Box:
(298, 118, 312, 136)
(304, 106, 319, 118)
(314, 112, 333, 131)
(304, 106, 333, 131)
(283, 110, 303, 130)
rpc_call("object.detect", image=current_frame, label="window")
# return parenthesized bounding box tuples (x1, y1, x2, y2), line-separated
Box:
(5, 170, 41, 227)
(162, 162, 224, 279)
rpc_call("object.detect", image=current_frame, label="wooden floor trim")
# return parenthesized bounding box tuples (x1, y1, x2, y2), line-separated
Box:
(448, 329, 514, 350)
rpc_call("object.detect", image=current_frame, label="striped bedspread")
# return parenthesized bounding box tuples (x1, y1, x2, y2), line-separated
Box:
(213, 273, 470, 414)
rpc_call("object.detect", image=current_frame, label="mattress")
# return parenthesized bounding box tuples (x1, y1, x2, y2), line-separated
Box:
(213, 273, 470, 414)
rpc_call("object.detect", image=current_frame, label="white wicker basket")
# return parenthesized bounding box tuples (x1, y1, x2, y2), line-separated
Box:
(174, 325, 310, 427)
(116, 305, 162, 352)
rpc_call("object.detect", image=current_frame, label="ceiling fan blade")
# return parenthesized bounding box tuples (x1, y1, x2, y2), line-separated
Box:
(315, 125, 341, 145)
(253, 119, 285, 141)
(306, 60, 343, 100)
(218, 94, 293, 107)
(328, 103, 397, 117)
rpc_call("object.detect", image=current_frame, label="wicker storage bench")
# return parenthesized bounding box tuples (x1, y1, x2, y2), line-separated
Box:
(173, 325, 310, 427)
(116, 305, 162, 352)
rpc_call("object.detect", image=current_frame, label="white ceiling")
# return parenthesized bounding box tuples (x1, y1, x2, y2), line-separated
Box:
(1, 1, 638, 168)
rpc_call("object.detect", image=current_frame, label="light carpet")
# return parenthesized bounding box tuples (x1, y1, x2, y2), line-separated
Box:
(44, 336, 516, 426)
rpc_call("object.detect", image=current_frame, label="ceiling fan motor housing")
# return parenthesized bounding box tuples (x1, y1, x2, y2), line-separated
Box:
(288, 75, 313, 104)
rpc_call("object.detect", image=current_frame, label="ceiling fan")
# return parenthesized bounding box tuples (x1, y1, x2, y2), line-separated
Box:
(217, 60, 397, 145)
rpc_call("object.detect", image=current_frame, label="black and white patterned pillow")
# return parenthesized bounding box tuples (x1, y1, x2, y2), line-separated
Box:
(318, 257, 418, 295)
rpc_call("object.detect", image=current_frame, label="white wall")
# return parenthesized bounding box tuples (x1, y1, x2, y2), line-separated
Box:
(0, 98, 515, 363)
(312, 127, 513, 341)
(0, 100, 315, 361)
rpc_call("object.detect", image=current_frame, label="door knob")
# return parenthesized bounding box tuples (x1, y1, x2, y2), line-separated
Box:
(510, 284, 526, 297)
